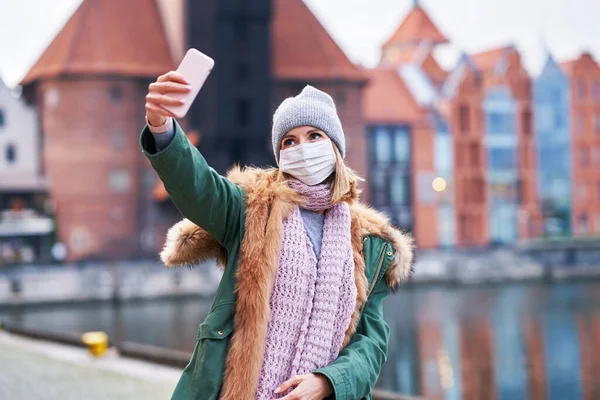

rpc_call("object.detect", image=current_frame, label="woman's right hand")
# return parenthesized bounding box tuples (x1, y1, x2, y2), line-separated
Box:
(145, 71, 192, 127)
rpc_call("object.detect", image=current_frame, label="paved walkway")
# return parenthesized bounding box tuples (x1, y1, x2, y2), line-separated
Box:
(0, 332, 179, 399)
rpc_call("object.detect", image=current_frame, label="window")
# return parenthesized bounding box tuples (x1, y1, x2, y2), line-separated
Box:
(0, 108, 5, 127)
(489, 148, 517, 170)
(577, 113, 586, 135)
(579, 213, 589, 234)
(459, 104, 470, 134)
(44, 88, 60, 109)
(488, 112, 514, 135)
(521, 147, 529, 169)
(110, 85, 122, 102)
(593, 81, 600, 103)
(537, 105, 553, 132)
(369, 125, 412, 228)
(372, 128, 392, 163)
(522, 108, 532, 136)
(475, 178, 485, 204)
(5, 144, 16, 163)
(577, 80, 586, 102)
(459, 214, 468, 242)
(111, 130, 125, 151)
(593, 148, 600, 167)
(390, 174, 410, 205)
(109, 169, 131, 193)
(578, 184, 587, 201)
(393, 129, 410, 165)
(579, 147, 589, 167)
(237, 100, 250, 127)
(469, 143, 480, 168)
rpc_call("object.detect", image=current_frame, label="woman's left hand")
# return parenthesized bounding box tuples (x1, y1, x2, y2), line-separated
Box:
(274, 373, 333, 399)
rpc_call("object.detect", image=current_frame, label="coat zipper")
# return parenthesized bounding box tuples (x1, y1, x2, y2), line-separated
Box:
(367, 243, 388, 297)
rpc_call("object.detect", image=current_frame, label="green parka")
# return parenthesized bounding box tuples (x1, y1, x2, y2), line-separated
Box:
(141, 121, 414, 400)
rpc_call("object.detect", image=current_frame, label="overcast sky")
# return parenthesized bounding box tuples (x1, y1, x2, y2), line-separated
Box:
(0, 0, 598, 88)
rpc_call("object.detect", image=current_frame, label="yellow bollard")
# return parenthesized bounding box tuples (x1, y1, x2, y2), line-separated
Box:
(81, 331, 109, 357)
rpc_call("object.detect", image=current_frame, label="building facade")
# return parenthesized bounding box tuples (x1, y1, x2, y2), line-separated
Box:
(20, 0, 174, 261)
(472, 46, 542, 243)
(442, 54, 487, 247)
(364, 1, 450, 248)
(560, 53, 600, 236)
(365, 2, 549, 248)
(534, 53, 572, 236)
(0, 77, 54, 264)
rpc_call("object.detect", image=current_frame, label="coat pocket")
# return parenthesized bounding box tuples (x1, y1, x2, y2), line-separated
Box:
(190, 303, 235, 398)
(196, 302, 235, 340)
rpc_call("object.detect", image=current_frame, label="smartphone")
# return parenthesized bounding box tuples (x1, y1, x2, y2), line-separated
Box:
(163, 48, 215, 118)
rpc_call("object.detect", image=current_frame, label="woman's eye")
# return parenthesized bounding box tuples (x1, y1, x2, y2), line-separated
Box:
(310, 133, 322, 140)
(283, 139, 295, 147)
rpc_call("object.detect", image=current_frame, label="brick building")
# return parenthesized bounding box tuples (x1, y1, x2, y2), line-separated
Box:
(365, 1, 546, 248)
(20, 0, 174, 261)
(560, 53, 600, 236)
(364, 1, 448, 248)
(442, 54, 488, 246)
(471, 46, 541, 242)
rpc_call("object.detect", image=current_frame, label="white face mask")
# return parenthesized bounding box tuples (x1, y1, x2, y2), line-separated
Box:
(279, 139, 336, 186)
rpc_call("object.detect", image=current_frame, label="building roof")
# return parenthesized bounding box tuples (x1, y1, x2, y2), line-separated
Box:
(442, 54, 477, 99)
(471, 45, 514, 72)
(559, 52, 600, 76)
(383, 4, 449, 48)
(272, 0, 365, 81)
(559, 60, 577, 75)
(398, 64, 437, 107)
(362, 68, 422, 124)
(21, 0, 173, 86)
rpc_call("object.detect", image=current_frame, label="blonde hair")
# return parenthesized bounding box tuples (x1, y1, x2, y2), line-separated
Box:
(331, 144, 363, 204)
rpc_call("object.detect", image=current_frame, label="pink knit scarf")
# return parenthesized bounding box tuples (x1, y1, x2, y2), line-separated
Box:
(255, 179, 357, 399)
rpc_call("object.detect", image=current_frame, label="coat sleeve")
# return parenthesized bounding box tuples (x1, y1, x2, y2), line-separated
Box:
(313, 279, 390, 400)
(140, 119, 244, 250)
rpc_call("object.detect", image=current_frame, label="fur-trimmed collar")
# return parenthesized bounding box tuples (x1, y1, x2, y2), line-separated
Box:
(160, 167, 413, 290)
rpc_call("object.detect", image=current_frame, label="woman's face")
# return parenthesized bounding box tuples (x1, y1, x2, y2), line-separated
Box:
(281, 126, 329, 150)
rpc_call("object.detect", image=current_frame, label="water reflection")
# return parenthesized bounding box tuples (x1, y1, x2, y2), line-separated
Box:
(2, 281, 600, 399)
(380, 282, 600, 400)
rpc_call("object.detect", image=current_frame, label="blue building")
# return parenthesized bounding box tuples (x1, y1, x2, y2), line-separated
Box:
(484, 87, 520, 244)
(533, 53, 573, 236)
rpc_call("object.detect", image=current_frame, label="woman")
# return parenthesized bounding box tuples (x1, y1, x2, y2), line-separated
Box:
(142, 71, 414, 400)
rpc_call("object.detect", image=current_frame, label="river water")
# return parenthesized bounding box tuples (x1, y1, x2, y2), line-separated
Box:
(2, 280, 600, 399)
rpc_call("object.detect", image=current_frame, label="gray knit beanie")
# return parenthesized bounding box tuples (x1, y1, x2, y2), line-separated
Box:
(271, 85, 345, 163)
